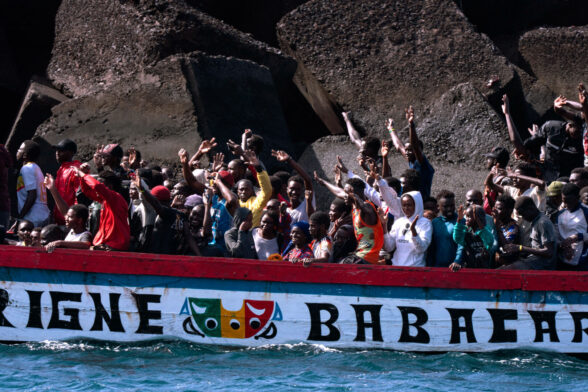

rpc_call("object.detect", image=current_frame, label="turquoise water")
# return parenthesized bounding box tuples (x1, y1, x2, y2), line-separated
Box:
(0, 342, 586, 391)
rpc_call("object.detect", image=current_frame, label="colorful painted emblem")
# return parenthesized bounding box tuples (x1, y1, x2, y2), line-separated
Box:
(180, 298, 282, 339)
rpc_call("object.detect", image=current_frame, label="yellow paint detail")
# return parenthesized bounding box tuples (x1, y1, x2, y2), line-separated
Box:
(220, 303, 245, 339)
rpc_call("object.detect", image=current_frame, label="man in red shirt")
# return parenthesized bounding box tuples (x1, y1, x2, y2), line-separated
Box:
(52, 139, 81, 225)
(75, 165, 130, 251)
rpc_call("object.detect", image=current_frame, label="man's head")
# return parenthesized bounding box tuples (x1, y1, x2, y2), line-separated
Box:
(329, 197, 350, 222)
(228, 159, 247, 183)
(423, 196, 438, 216)
(259, 211, 278, 238)
(546, 180, 563, 208)
(273, 171, 291, 196)
(401, 194, 416, 218)
(360, 136, 380, 161)
(565, 120, 582, 139)
(237, 179, 254, 202)
(65, 204, 89, 231)
(161, 167, 174, 181)
(562, 183, 581, 212)
(264, 199, 280, 214)
(101, 144, 124, 167)
(570, 168, 588, 189)
(343, 178, 366, 205)
(436, 190, 455, 219)
(151, 185, 171, 206)
(30, 227, 41, 247)
(493, 194, 515, 222)
(465, 205, 486, 231)
(52, 139, 77, 164)
(189, 205, 206, 232)
(581, 186, 588, 205)
(465, 189, 483, 207)
(17, 220, 34, 243)
(309, 211, 330, 240)
(483, 146, 509, 170)
(40, 224, 64, 246)
(16, 140, 41, 163)
(399, 169, 420, 194)
(512, 162, 536, 190)
(246, 135, 264, 156)
(97, 170, 121, 192)
(514, 196, 539, 222)
(171, 180, 191, 198)
(270, 176, 282, 199)
(287, 175, 305, 206)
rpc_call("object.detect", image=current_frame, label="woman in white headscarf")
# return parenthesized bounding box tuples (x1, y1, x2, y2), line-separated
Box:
(384, 191, 432, 266)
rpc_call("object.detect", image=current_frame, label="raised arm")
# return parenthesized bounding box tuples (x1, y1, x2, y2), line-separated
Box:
(484, 169, 504, 195)
(342, 112, 363, 149)
(271, 150, 313, 191)
(314, 171, 346, 199)
(243, 150, 272, 209)
(506, 168, 545, 190)
(214, 173, 238, 215)
(406, 106, 425, 164)
(386, 118, 407, 157)
(202, 188, 213, 237)
(188, 138, 217, 169)
(241, 129, 252, 152)
(44, 174, 70, 217)
(501, 95, 529, 158)
(380, 140, 391, 178)
(132, 173, 164, 216)
(554, 95, 580, 122)
(179, 148, 205, 194)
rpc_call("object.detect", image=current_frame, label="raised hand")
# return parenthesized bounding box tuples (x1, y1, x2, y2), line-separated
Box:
(457, 205, 465, 221)
(44, 173, 55, 190)
(271, 149, 290, 162)
(128, 147, 138, 168)
(131, 171, 142, 190)
(227, 139, 244, 157)
(381, 140, 390, 158)
(333, 164, 342, 186)
(93, 144, 105, 168)
(178, 148, 189, 165)
(386, 118, 394, 132)
(405, 106, 414, 124)
(314, 171, 326, 185)
(501, 94, 510, 115)
(243, 128, 253, 139)
(342, 111, 350, 122)
(527, 124, 539, 137)
(377, 207, 388, 230)
(305, 189, 313, 202)
(80, 163, 91, 174)
(197, 138, 217, 154)
(171, 194, 186, 209)
(579, 83, 588, 106)
(554, 95, 567, 110)
(409, 215, 419, 236)
(336, 155, 348, 173)
(212, 152, 225, 173)
(242, 149, 259, 167)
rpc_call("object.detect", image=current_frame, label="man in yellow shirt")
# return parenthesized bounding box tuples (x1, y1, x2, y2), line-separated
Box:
(236, 150, 271, 227)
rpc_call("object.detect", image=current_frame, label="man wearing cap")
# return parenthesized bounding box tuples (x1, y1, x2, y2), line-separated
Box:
(545, 181, 563, 223)
(483, 146, 510, 215)
(53, 139, 82, 225)
(95, 144, 127, 179)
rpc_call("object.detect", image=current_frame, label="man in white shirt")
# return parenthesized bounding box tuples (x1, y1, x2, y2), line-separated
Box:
(557, 183, 588, 270)
(15, 140, 50, 227)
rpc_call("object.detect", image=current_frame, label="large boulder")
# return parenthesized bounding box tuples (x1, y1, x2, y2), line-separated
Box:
(48, 0, 297, 98)
(37, 53, 295, 169)
(519, 26, 588, 96)
(277, 0, 515, 138)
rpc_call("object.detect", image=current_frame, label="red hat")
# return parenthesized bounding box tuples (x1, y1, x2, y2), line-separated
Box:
(101, 144, 123, 158)
(219, 170, 234, 188)
(151, 185, 171, 202)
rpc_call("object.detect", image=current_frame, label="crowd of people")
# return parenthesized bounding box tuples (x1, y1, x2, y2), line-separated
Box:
(1, 84, 588, 272)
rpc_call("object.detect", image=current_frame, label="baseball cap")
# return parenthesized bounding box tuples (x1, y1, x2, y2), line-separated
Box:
(483, 147, 509, 165)
(102, 144, 123, 159)
(546, 181, 563, 197)
(52, 139, 77, 154)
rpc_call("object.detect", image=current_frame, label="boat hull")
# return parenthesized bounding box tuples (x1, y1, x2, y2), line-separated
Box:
(1, 247, 587, 353)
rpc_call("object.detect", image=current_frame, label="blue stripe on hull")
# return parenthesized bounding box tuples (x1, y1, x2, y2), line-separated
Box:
(1, 266, 587, 305)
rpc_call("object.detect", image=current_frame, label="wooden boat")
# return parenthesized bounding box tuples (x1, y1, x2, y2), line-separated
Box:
(0, 246, 587, 353)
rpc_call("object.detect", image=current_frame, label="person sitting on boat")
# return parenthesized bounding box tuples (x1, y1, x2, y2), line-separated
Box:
(5, 219, 34, 246)
(39, 224, 65, 248)
(15, 140, 50, 228)
(450, 205, 494, 271)
(271, 149, 315, 226)
(132, 174, 187, 255)
(492, 194, 521, 267)
(75, 165, 130, 251)
(282, 221, 313, 263)
(555, 183, 588, 271)
(263, 199, 292, 238)
(500, 196, 556, 270)
(252, 211, 286, 260)
(225, 207, 257, 259)
(331, 224, 358, 263)
(235, 150, 271, 228)
(428, 190, 459, 268)
(315, 172, 384, 264)
(30, 227, 41, 247)
(327, 197, 352, 239)
(51, 139, 81, 226)
(384, 191, 432, 267)
(128, 180, 156, 252)
(303, 211, 333, 264)
(46, 205, 92, 252)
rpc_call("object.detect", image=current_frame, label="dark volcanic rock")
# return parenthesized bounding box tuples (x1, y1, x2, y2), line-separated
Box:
(519, 26, 588, 96)
(277, 0, 515, 138)
(37, 54, 293, 169)
(5, 81, 68, 157)
(414, 83, 509, 167)
(48, 0, 296, 97)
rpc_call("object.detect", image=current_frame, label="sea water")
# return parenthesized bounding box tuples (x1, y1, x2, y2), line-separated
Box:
(0, 341, 586, 391)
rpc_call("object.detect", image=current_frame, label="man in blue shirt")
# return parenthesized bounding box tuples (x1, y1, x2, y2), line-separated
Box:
(427, 190, 461, 267)
(387, 106, 435, 197)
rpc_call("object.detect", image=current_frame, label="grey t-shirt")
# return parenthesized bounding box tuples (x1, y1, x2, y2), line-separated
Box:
(521, 213, 556, 268)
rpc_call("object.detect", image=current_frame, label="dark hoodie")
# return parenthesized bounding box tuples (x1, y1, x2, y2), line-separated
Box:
(224, 207, 257, 259)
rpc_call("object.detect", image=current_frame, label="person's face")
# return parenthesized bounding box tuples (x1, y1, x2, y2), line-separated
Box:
(359, 141, 377, 160)
(17, 222, 33, 242)
(465, 190, 483, 207)
(334, 227, 353, 246)
(563, 193, 580, 211)
(287, 181, 303, 204)
(512, 169, 529, 189)
(237, 181, 254, 202)
(423, 200, 438, 215)
(228, 161, 245, 182)
(30, 230, 41, 247)
(265, 199, 280, 213)
(401, 195, 415, 217)
(189, 206, 205, 230)
(493, 201, 510, 221)
(343, 184, 355, 206)
(162, 168, 174, 180)
(582, 192, 588, 206)
(438, 197, 455, 219)
(290, 226, 308, 246)
(129, 185, 139, 200)
(172, 183, 188, 198)
(404, 143, 416, 161)
(566, 123, 581, 139)
(569, 173, 588, 189)
(485, 157, 497, 170)
(16, 143, 26, 161)
(64, 209, 82, 230)
(329, 203, 343, 222)
(515, 205, 535, 222)
(547, 194, 562, 208)
(56, 149, 73, 164)
(260, 215, 276, 237)
(464, 208, 476, 228)
(309, 220, 323, 239)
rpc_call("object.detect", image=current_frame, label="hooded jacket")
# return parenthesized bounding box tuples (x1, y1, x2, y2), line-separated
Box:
(224, 207, 257, 259)
(384, 191, 432, 267)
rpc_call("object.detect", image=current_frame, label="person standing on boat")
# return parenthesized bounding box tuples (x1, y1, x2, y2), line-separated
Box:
(235, 151, 271, 228)
(384, 191, 432, 267)
(75, 165, 130, 251)
(428, 190, 460, 268)
(51, 139, 81, 226)
(555, 183, 588, 271)
(451, 205, 494, 270)
(315, 173, 383, 264)
(15, 140, 50, 227)
(304, 211, 333, 264)
(224, 207, 257, 259)
(499, 196, 556, 270)
(252, 211, 285, 260)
